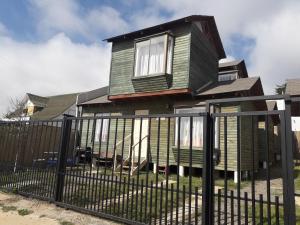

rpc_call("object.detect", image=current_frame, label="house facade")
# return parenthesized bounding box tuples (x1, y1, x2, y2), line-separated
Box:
(77, 15, 266, 176)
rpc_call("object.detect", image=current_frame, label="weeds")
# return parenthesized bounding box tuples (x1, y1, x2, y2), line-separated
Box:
(18, 208, 33, 216)
(2, 205, 17, 212)
(60, 221, 75, 225)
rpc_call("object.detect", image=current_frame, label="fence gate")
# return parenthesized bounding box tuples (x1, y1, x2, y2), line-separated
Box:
(205, 97, 296, 225)
(0, 99, 297, 225)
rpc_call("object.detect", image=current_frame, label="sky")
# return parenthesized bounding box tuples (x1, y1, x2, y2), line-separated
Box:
(0, 0, 300, 116)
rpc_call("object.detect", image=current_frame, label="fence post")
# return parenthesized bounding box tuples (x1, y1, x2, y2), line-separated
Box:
(202, 111, 214, 225)
(282, 97, 296, 225)
(54, 115, 72, 202)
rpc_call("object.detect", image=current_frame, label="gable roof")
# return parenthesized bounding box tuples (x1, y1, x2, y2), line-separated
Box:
(77, 86, 110, 106)
(26, 93, 48, 107)
(266, 101, 277, 111)
(286, 79, 300, 96)
(197, 77, 262, 96)
(31, 93, 79, 120)
(77, 86, 108, 105)
(219, 60, 243, 68)
(105, 15, 226, 59)
(218, 59, 248, 78)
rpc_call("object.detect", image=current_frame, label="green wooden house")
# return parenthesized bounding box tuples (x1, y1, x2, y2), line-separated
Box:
(77, 15, 266, 176)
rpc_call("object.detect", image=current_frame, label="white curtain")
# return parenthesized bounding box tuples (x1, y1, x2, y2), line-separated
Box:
(166, 36, 173, 74)
(148, 36, 165, 74)
(135, 40, 150, 77)
(95, 113, 109, 142)
(175, 107, 205, 148)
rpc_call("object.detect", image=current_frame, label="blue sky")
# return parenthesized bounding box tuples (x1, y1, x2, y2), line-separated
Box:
(0, 0, 300, 115)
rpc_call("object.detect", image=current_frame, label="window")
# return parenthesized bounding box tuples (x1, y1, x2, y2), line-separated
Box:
(95, 113, 110, 142)
(134, 34, 173, 77)
(218, 72, 238, 82)
(175, 107, 206, 148)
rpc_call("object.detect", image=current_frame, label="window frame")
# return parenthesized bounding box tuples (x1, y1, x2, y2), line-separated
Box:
(94, 112, 110, 143)
(174, 106, 206, 149)
(133, 32, 174, 78)
(218, 71, 238, 82)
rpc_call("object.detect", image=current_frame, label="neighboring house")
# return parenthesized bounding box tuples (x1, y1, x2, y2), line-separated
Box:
(14, 93, 79, 120)
(286, 79, 300, 159)
(77, 15, 266, 176)
(286, 79, 300, 116)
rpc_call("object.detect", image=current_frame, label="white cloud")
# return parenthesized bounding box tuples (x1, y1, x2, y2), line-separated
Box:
(87, 6, 129, 35)
(0, 33, 111, 116)
(29, 0, 129, 39)
(152, 0, 300, 94)
(246, 5, 300, 93)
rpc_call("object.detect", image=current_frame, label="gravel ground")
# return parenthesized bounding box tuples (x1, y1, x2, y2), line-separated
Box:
(0, 191, 122, 225)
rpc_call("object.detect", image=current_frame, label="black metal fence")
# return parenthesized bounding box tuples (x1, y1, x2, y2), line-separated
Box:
(0, 96, 297, 225)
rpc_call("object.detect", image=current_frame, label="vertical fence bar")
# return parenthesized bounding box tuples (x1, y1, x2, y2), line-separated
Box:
(155, 117, 161, 225)
(164, 117, 170, 225)
(282, 98, 296, 225)
(237, 115, 241, 225)
(251, 115, 256, 225)
(54, 116, 72, 202)
(231, 190, 234, 225)
(202, 112, 214, 225)
(224, 116, 228, 225)
(188, 116, 193, 225)
(265, 115, 271, 225)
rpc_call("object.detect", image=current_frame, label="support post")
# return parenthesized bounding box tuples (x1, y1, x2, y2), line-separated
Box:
(179, 166, 185, 177)
(281, 97, 296, 225)
(54, 116, 72, 202)
(202, 112, 214, 225)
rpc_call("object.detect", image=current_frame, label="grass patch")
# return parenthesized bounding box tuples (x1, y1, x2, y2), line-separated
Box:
(2, 205, 17, 212)
(294, 165, 300, 192)
(18, 208, 33, 216)
(60, 221, 75, 225)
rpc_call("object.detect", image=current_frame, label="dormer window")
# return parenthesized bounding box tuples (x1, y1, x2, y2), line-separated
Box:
(218, 71, 238, 82)
(134, 34, 174, 77)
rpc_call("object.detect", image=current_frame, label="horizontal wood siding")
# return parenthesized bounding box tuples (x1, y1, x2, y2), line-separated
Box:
(239, 102, 260, 171)
(80, 102, 262, 172)
(81, 102, 203, 166)
(132, 74, 172, 92)
(215, 105, 239, 171)
(109, 25, 191, 96)
(189, 23, 218, 93)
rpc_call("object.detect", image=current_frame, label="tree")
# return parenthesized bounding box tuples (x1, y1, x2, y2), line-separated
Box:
(3, 97, 27, 120)
(275, 82, 287, 95)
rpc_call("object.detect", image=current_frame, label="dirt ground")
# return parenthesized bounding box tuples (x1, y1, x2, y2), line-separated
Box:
(0, 191, 122, 225)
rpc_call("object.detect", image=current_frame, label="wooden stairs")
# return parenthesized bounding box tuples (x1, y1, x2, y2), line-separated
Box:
(114, 158, 147, 175)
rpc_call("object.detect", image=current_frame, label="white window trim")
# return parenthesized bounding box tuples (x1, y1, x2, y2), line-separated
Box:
(218, 72, 238, 82)
(133, 34, 174, 77)
(174, 106, 206, 148)
(94, 113, 110, 143)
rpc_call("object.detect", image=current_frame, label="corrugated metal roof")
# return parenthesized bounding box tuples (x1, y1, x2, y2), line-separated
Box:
(286, 79, 300, 96)
(197, 77, 260, 96)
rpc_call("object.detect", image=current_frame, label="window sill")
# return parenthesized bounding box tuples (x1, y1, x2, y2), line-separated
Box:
(132, 73, 173, 92)
(132, 73, 171, 80)
(172, 146, 203, 151)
